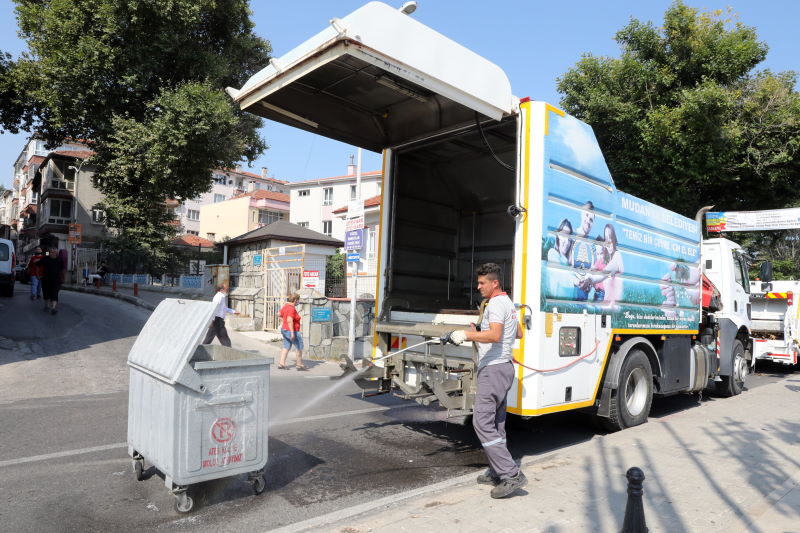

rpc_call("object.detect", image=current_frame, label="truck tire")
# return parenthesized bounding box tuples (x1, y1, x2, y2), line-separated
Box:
(604, 349, 653, 431)
(717, 340, 746, 397)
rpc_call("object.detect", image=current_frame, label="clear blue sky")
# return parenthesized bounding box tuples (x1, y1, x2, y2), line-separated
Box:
(1, 0, 798, 188)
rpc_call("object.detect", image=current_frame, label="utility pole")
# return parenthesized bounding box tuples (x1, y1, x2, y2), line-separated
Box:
(347, 149, 362, 361)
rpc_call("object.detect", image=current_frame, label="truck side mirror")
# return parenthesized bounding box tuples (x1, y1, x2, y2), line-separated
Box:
(759, 261, 773, 283)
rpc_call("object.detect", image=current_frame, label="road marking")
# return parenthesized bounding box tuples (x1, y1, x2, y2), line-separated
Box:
(0, 404, 416, 468)
(0, 442, 128, 468)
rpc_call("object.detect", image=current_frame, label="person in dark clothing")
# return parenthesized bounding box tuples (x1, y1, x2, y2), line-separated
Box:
(36, 247, 64, 315)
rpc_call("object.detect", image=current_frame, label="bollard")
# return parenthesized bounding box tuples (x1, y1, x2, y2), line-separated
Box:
(134, 282, 139, 297)
(620, 467, 648, 533)
(112, 279, 117, 292)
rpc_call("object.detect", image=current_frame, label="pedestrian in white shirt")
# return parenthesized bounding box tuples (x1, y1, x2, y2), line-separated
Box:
(202, 282, 239, 347)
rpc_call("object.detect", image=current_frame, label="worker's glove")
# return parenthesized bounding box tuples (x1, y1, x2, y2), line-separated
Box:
(441, 330, 467, 345)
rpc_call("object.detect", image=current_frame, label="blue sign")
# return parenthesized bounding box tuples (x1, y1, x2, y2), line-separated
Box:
(311, 307, 332, 322)
(346, 252, 361, 263)
(253, 254, 262, 266)
(345, 229, 363, 250)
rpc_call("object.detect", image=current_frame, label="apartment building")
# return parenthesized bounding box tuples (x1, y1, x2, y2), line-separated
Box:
(288, 163, 381, 240)
(11, 138, 98, 256)
(199, 189, 290, 242)
(33, 149, 107, 250)
(176, 167, 289, 236)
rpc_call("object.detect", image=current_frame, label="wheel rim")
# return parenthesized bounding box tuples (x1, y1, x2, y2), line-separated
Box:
(733, 355, 747, 388)
(624, 367, 649, 416)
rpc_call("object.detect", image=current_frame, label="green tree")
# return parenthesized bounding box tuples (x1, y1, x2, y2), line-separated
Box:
(4, 0, 270, 256)
(557, 2, 800, 218)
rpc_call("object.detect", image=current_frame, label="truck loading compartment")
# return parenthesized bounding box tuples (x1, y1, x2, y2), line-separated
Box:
(387, 118, 518, 314)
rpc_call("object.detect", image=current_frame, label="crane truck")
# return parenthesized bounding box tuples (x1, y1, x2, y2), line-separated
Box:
(227, 1, 753, 430)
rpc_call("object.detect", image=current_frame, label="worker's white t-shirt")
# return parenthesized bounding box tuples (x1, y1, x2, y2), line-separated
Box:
(476, 293, 517, 369)
(212, 291, 235, 319)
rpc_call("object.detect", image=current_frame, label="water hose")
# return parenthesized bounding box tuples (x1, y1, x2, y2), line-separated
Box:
(512, 339, 601, 373)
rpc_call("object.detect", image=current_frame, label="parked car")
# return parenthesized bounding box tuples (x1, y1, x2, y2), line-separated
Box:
(0, 238, 16, 297)
(15, 262, 29, 284)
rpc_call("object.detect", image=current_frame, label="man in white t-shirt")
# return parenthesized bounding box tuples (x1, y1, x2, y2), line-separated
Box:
(443, 262, 526, 499)
(202, 282, 239, 347)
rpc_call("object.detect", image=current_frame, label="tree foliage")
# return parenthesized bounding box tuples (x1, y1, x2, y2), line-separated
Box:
(3, 0, 270, 255)
(557, 2, 800, 219)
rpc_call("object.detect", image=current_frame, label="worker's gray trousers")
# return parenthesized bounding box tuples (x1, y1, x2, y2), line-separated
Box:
(473, 361, 519, 480)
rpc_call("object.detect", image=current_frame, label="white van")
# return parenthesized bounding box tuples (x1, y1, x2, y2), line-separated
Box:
(0, 237, 16, 297)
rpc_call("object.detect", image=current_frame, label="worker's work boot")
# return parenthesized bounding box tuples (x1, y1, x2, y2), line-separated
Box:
(476, 468, 500, 486)
(490, 471, 528, 499)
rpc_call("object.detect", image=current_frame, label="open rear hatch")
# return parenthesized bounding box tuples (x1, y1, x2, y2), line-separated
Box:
(228, 1, 516, 152)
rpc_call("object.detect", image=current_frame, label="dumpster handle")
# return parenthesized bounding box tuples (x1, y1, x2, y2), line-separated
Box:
(197, 392, 254, 408)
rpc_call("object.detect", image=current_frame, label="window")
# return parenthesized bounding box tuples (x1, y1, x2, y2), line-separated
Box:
(297, 222, 309, 228)
(187, 209, 200, 221)
(733, 252, 750, 293)
(48, 198, 72, 223)
(206, 233, 216, 241)
(213, 194, 226, 203)
(323, 187, 333, 205)
(91, 204, 106, 224)
(366, 227, 376, 259)
(212, 173, 227, 185)
(187, 230, 199, 236)
(350, 184, 357, 201)
(259, 210, 281, 225)
(298, 189, 310, 197)
(322, 220, 332, 236)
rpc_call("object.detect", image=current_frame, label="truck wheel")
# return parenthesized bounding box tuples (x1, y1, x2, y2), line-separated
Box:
(717, 340, 746, 397)
(605, 349, 653, 431)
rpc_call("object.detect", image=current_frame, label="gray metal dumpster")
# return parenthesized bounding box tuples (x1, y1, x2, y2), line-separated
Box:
(127, 298, 272, 512)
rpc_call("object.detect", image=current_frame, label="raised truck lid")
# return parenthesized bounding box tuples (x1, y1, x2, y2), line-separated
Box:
(227, 1, 516, 152)
(127, 299, 217, 391)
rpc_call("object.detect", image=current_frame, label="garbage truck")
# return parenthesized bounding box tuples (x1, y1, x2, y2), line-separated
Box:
(227, 1, 752, 429)
(749, 267, 800, 367)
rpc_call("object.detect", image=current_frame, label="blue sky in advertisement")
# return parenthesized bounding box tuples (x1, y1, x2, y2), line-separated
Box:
(1, 0, 798, 189)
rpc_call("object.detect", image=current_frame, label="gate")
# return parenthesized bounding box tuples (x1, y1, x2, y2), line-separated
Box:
(75, 247, 101, 280)
(262, 244, 305, 331)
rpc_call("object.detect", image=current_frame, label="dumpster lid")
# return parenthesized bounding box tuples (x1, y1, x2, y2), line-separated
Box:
(127, 299, 216, 385)
(227, 1, 515, 152)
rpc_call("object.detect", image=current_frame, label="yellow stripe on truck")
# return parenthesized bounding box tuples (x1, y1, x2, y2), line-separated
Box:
(514, 100, 532, 410)
(766, 292, 788, 299)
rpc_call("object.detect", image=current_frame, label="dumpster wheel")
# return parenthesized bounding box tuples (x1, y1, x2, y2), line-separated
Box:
(134, 461, 144, 481)
(174, 490, 193, 513)
(252, 475, 266, 495)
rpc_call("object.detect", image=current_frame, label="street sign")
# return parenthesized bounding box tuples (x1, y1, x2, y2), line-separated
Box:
(302, 270, 320, 289)
(346, 252, 361, 263)
(253, 254, 262, 266)
(311, 307, 332, 322)
(68, 223, 82, 244)
(345, 217, 364, 232)
(344, 229, 363, 250)
(347, 200, 364, 219)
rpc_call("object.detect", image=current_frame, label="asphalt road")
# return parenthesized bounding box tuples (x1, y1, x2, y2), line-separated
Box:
(0, 282, 796, 532)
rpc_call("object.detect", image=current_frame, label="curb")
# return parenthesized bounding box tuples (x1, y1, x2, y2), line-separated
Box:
(61, 284, 157, 311)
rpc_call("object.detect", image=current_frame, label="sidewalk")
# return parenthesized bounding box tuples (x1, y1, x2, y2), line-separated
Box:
(273, 378, 800, 533)
(61, 283, 298, 359)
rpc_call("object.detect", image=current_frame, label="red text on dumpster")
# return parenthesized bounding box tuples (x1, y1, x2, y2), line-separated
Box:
(202, 444, 243, 468)
(211, 417, 236, 443)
